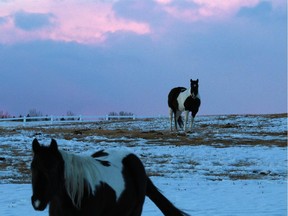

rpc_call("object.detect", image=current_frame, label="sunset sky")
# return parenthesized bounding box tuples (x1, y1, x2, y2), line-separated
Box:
(0, 0, 286, 116)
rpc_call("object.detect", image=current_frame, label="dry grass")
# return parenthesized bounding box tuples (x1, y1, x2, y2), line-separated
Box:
(12, 126, 286, 147)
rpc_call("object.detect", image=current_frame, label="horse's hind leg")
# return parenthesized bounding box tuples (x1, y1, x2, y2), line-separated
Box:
(176, 111, 184, 130)
(184, 111, 189, 132)
(175, 111, 182, 131)
(169, 108, 173, 131)
(173, 111, 179, 131)
(174, 115, 177, 131)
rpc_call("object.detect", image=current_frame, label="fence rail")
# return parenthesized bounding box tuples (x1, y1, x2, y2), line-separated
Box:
(0, 115, 166, 126)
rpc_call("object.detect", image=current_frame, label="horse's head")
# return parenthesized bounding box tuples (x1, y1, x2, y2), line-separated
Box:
(190, 79, 199, 98)
(31, 138, 64, 211)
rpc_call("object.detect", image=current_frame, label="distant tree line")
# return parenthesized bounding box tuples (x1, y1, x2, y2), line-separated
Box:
(0, 109, 77, 122)
(26, 108, 43, 117)
(1, 109, 135, 121)
(0, 109, 44, 119)
(108, 111, 134, 120)
(108, 111, 134, 116)
(0, 111, 12, 118)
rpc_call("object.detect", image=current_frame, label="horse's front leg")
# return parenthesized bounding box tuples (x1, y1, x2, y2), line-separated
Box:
(190, 116, 194, 130)
(184, 111, 189, 132)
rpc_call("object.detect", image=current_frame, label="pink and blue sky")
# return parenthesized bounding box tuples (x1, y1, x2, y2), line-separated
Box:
(0, 0, 287, 116)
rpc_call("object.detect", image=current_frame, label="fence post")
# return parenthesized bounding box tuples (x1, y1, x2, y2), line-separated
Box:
(23, 116, 26, 126)
(50, 115, 53, 124)
(79, 115, 82, 122)
(133, 115, 136, 120)
(106, 115, 109, 121)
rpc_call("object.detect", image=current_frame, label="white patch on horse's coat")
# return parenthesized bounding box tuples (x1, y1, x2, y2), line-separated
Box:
(177, 88, 192, 111)
(60, 149, 131, 208)
(34, 200, 41, 208)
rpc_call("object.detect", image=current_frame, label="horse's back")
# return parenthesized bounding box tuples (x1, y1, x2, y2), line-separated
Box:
(168, 87, 187, 110)
(168, 87, 187, 99)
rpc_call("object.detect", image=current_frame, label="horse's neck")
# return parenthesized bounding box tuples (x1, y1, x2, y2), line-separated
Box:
(60, 150, 101, 208)
(189, 88, 200, 99)
(183, 88, 192, 97)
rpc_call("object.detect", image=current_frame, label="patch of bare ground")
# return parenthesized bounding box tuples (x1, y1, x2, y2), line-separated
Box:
(205, 170, 283, 181)
(260, 113, 287, 118)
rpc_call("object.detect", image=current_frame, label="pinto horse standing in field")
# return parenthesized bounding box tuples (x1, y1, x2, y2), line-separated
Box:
(31, 139, 190, 216)
(168, 79, 201, 131)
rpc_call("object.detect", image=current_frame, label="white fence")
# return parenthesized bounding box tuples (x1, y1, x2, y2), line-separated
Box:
(0, 115, 166, 126)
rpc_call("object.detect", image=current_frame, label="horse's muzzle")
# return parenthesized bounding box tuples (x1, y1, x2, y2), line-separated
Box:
(31, 196, 47, 211)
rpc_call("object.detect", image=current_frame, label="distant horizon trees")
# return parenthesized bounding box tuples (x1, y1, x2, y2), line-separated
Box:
(0, 110, 11, 118)
(27, 109, 43, 117)
(108, 111, 134, 116)
(107, 111, 134, 120)
(0, 109, 135, 119)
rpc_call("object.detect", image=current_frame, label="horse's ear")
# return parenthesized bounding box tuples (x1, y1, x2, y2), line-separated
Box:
(197, 79, 199, 83)
(50, 139, 58, 152)
(32, 138, 40, 153)
(190, 79, 192, 83)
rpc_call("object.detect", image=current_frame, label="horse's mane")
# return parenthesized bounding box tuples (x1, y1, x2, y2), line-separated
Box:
(59, 150, 101, 208)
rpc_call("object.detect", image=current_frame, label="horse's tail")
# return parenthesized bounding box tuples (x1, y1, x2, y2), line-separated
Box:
(146, 177, 190, 216)
(177, 115, 184, 128)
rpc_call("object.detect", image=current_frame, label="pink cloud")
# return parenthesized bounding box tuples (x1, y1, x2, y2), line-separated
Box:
(154, 0, 173, 5)
(158, 0, 261, 22)
(0, 0, 151, 44)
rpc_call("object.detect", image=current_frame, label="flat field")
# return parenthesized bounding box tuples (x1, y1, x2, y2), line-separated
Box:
(0, 114, 287, 215)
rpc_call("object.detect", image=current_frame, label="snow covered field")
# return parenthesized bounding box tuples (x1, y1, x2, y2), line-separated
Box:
(0, 114, 287, 215)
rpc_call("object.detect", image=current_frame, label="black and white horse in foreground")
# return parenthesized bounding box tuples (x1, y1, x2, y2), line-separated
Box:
(168, 79, 201, 131)
(31, 139, 190, 216)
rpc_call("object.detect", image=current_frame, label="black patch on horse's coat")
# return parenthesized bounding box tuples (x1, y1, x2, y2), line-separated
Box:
(184, 96, 201, 117)
(91, 150, 109, 158)
(91, 150, 111, 167)
(95, 159, 111, 167)
(80, 181, 118, 215)
(119, 154, 147, 215)
(168, 87, 187, 113)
